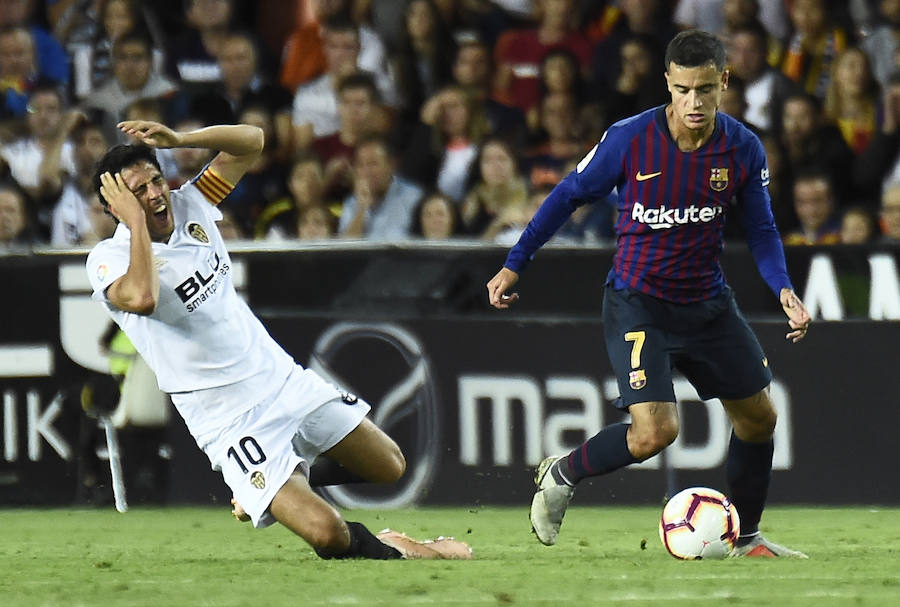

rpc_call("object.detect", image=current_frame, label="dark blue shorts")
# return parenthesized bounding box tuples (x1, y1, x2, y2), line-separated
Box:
(602, 286, 772, 409)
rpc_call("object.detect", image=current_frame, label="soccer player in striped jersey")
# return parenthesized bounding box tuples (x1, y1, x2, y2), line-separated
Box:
(86, 120, 469, 560)
(487, 30, 811, 558)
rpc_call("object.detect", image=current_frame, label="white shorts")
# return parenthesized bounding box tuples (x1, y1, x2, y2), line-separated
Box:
(201, 368, 370, 528)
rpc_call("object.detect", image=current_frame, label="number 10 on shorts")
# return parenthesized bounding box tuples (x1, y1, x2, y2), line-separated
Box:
(227, 436, 267, 473)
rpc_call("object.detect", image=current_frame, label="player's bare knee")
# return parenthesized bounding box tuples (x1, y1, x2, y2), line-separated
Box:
(307, 515, 351, 553)
(377, 442, 406, 483)
(629, 421, 678, 460)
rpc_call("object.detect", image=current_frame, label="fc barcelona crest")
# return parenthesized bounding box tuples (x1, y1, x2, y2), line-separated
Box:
(250, 471, 266, 489)
(186, 222, 209, 243)
(709, 168, 729, 192)
(629, 369, 647, 390)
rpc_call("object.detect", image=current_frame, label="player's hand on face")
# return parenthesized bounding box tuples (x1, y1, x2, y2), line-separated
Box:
(117, 121, 182, 148)
(99, 172, 144, 227)
(487, 267, 520, 309)
(780, 288, 811, 342)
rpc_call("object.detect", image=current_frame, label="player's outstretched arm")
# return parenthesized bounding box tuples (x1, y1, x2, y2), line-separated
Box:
(117, 120, 265, 189)
(780, 288, 810, 343)
(487, 267, 520, 309)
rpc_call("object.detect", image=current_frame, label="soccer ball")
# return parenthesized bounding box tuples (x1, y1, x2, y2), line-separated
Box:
(658, 487, 740, 560)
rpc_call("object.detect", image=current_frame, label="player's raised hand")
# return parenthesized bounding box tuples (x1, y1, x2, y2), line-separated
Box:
(487, 267, 520, 309)
(117, 121, 182, 148)
(99, 172, 144, 227)
(779, 288, 810, 342)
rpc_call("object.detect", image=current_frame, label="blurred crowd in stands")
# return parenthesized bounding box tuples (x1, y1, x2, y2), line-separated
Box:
(0, 0, 899, 251)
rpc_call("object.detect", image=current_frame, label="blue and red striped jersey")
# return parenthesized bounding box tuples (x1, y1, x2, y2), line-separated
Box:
(504, 105, 793, 303)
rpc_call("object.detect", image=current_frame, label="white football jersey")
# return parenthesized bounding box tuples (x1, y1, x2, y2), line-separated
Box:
(86, 181, 334, 438)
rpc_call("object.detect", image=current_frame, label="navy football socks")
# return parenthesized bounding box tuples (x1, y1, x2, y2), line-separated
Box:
(726, 432, 773, 538)
(562, 423, 639, 484)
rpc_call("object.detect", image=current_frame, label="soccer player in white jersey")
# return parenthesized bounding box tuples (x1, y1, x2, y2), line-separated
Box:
(86, 120, 469, 560)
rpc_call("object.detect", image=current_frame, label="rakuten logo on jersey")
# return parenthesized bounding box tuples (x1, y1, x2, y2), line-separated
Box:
(631, 202, 724, 230)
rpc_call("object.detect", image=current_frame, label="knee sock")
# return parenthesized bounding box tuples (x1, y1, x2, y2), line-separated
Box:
(558, 423, 639, 485)
(315, 522, 402, 560)
(308, 458, 366, 487)
(726, 431, 773, 540)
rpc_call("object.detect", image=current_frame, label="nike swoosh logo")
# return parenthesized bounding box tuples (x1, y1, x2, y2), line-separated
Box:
(635, 171, 662, 182)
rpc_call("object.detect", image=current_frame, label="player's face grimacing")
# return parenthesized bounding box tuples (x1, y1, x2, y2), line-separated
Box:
(121, 161, 173, 242)
(665, 62, 727, 134)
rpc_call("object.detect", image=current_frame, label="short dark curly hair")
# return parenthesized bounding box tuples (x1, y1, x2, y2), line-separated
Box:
(92, 143, 162, 209)
(664, 29, 727, 72)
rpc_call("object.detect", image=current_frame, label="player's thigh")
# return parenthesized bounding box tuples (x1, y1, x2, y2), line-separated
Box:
(675, 296, 772, 402)
(321, 418, 405, 483)
(603, 287, 676, 407)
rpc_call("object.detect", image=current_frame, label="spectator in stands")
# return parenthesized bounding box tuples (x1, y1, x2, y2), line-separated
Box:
(66, 0, 164, 100)
(720, 0, 787, 62)
(590, 0, 677, 93)
(291, 16, 367, 149)
(488, 184, 546, 245)
(82, 28, 177, 139)
(779, 92, 854, 202)
(50, 120, 112, 246)
(255, 153, 331, 240)
(879, 183, 900, 243)
(340, 135, 423, 240)
(855, 70, 900, 203)
(391, 0, 456, 118)
(727, 21, 797, 133)
(492, 0, 592, 115)
(674, 0, 787, 56)
(861, 0, 900, 87)
(297, 204, 337, 240)
(460, 137, 528, 236)
(313, 72, 382, 201)
(0, 83, 80, 233)
(165, 0, 234, 86)
(529, 48, 604, 144)
(760, 133, 798, 234)
(220, 104, 288, 235)
(783, 170, 842, 245)
(603, 33, 668, 126)
(401, 84, 489, 202)
(0, 0, 69, 89)
(824, 47, 882, 155)
(450, 38, 527, 149)
(840, 205, 877, 245)
(524, 91, 587, 189)
(280, 0, 392, 96)
(411, 192, 460, 240)
(781, 0, 849, 99)
(0, 26, 40, 120)
(0, 181, 38, 248)
(183, 30, 293, 162)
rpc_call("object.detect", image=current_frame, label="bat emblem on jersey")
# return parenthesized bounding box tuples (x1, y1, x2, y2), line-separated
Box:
(250, 471, 266, 489)
(635, 170, 662, 182)
(709, 168, 729, 192)
(186, 222, 209, 244)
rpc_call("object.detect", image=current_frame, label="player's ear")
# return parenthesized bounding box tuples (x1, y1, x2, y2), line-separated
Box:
(721, 69, 730, 90)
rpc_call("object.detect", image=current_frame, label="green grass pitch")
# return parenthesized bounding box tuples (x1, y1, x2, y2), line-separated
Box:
(2, 506, 898, 606)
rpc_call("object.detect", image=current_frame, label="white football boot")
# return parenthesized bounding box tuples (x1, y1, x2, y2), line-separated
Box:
(529, 455, 575, 546)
